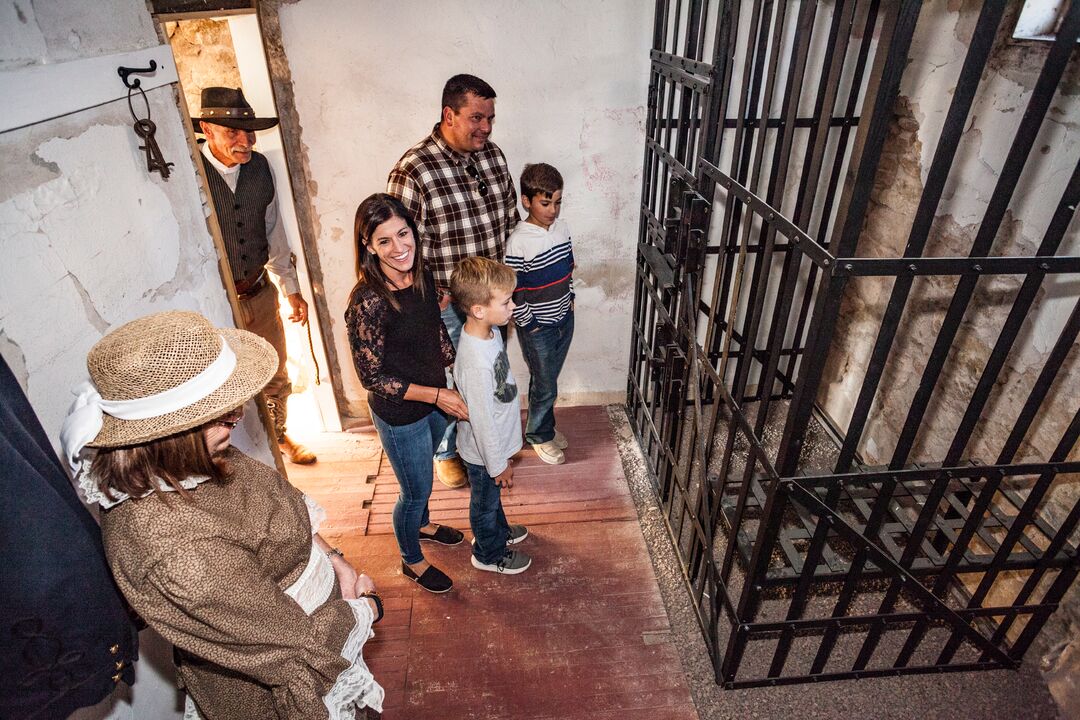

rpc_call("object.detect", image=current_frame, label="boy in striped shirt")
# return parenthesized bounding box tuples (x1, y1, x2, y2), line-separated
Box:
(504, 163, 575, 465)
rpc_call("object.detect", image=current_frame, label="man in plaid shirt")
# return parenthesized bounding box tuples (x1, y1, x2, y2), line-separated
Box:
(387, 73, 519, 488)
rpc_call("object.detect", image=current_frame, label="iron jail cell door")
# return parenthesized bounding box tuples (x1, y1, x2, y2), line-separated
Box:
(627, 0, 1080, 689)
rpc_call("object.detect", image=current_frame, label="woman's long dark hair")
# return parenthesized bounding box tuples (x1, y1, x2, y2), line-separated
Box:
(353, 193, 427, 310)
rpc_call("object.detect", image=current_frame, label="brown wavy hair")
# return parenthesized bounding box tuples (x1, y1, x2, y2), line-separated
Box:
(91, 423, 228, 502)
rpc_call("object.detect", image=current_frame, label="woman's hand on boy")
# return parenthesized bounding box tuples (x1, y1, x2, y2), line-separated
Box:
(436, 388, 470, 421)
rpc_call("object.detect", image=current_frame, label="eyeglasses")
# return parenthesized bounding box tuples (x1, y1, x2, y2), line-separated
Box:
(465, 165, 488, 197)
(215, 413, 243, 429)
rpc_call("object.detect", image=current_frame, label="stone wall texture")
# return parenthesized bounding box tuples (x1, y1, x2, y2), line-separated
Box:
(165, 18, 241, 115)
(816, 2, 1080, 713)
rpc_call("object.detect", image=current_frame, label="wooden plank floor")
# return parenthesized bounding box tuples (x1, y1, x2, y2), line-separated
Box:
(288, 406, 699, 720)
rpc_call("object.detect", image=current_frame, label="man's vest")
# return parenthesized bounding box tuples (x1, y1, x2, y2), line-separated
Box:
(201, 150, 275, 286)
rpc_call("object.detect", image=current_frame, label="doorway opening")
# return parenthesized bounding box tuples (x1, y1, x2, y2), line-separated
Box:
(159, 10, 342, 449)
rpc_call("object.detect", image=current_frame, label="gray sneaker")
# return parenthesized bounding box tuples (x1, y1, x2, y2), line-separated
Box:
(470, 524, 529, 547)
(507, 524, 528, 545)
(471, 549, 532, 575)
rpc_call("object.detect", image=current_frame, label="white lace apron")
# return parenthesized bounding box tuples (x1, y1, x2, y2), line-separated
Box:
(184, 496, 383, 719)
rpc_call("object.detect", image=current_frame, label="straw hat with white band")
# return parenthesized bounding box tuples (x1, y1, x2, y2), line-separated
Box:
(61, 311, 278, 472)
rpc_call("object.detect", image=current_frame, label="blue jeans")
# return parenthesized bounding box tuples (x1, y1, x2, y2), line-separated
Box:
(464, 460, 511, 564)
(435, 303, 466, 461)
(371, 408, 449, 564)
(516, 311, 574, 445)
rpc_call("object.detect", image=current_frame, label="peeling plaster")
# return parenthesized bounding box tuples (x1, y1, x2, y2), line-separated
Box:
(0, 91, 237, 452)
(573, 258, 634, 300)
(67, 270, 110, 333)
(29, 149, 60, 176)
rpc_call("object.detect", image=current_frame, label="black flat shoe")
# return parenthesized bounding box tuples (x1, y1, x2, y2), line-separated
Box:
(418, 524, 465, 546)
(402, 561, 454, 593)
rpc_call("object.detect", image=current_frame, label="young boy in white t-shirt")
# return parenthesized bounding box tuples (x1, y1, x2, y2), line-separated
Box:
(449, 257, 531, 574)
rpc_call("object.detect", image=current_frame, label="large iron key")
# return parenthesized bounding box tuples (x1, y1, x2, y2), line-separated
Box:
(133, 119, 174, 179)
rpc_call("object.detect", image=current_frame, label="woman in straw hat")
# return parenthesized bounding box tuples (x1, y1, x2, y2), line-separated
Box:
(61, 310, 383, 719)
(345, 193, 469, 594)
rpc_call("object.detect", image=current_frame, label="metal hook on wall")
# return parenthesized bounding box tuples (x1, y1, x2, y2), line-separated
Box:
(117, 60, 158, 90)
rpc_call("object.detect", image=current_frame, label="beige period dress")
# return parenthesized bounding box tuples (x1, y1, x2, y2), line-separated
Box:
(99, 448, 382, 719)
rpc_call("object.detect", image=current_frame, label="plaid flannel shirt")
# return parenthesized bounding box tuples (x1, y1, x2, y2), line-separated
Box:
(387, 124, 519, 286)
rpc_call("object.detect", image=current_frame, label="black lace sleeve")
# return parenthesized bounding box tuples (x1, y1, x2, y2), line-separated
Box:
(344, 285, 408, 403)
(438, 321, 455, 368)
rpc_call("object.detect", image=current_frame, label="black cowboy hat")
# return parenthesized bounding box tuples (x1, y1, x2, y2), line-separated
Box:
(192, 87, 279, 132)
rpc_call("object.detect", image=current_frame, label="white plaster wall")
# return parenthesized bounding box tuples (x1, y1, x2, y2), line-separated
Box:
(0, 2, 273, 718)
(276, 0, 653, 416)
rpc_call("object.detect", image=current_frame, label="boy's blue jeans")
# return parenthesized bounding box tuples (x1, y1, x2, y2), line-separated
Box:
(464, 460, 511, 565)
(371, 408, 449, 565)
(435, 303, 466, 461)
(438, 302, 510, 459)
(516, 311, 574, 445)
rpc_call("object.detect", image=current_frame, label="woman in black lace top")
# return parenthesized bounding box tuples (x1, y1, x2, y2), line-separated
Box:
(345, 194, 469, 593)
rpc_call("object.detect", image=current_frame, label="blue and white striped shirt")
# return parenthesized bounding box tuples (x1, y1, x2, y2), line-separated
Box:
(505, 218, 575, 328)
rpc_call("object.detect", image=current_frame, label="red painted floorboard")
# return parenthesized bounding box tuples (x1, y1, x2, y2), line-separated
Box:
(289, 406, 699, 719)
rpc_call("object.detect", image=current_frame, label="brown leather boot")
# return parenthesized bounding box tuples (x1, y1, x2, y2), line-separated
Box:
(434, 458, 468, 488)
(280, 435, 317, 464)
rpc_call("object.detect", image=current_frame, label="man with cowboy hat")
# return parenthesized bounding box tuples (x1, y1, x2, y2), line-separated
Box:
(195, 86, 316, 465)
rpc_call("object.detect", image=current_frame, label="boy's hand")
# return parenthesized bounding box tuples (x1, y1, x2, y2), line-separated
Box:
(495, 462, 514, 489)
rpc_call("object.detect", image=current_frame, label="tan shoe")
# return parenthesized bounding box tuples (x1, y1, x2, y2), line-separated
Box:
(531, 441, 565, 465)
(279, 435, 317, 464)
(435, 458, 468, 488)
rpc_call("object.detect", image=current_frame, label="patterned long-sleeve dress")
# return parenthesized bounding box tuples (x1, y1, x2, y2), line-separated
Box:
(99, 448, 383, 719)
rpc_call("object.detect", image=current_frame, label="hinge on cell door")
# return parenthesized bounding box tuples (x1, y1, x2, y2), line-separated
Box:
(663, 208, 683, 258)
(662, 342, 686, 412)
(677, 190, 710, 275)
(648, 320, 674, 384)
(685, 229, 707, 275)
